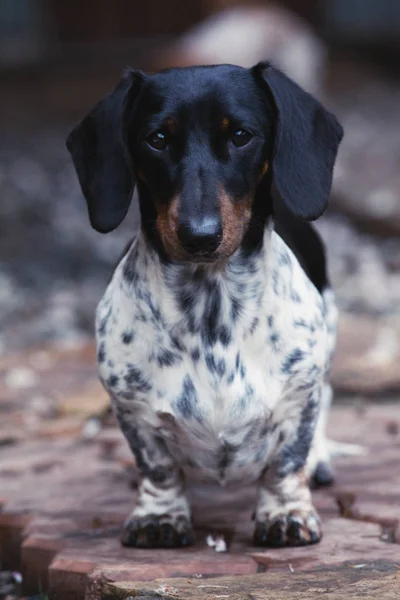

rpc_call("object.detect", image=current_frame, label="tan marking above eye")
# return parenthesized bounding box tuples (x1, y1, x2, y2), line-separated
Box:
(166, 117, 179, 134)
(221, 117, 230, 131)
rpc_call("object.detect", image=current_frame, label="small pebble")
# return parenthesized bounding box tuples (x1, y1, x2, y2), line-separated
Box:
(206, 534, 227, 552)
(82, 417, 102, 439)
(5, 367, 38, 390)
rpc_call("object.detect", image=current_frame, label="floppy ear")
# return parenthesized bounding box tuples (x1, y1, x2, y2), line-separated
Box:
(66, 69, 143, 233)
(254, 62, 343, 221)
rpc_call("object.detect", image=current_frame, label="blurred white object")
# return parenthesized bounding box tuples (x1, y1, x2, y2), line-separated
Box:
(83, 416, 102, 439)
(206, 533, 228, 552)
(5, 366, 39, 390)
(165, 5, 326, 96)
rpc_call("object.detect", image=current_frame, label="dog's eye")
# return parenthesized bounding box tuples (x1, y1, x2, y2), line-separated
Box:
(231, 129, 252, 147)
(147, 131, 168, 150)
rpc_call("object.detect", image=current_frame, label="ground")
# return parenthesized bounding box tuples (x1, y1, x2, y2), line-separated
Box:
(0, 340, 399, 599)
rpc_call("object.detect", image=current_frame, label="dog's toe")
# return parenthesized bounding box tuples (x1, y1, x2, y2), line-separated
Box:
(253, 508, 322, 547)
(121, 514, 195, 548)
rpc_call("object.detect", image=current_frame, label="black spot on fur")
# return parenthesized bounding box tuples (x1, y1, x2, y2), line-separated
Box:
(270, 332, 279, 344)
(98, 307, 112, 336)
(205, 353, 214, 373)
(174, 375, 200, 420)
(122, 331, 134, 345)
(219, 325, 231, 346)
(237, 394, 248, 411)
(122, 254, 139, 284)
(291, 290, 301, 303)
(97, 342, 106, 363)
(181, 293, 196, 314)
(171, 336, 185, 352)
(250, 317, 259, 334)
(203, 285, 221, 345)
(156, 348, 182, 367)
(268, 315, 274, 328)
(294, 319, 314, 332)
(297, 379, 315, 391)
(281, 348, 305, 373)
(276, 392, 319, 477)
(119, 424, 173, 486)
(235, 352, 240, 371)
(141, 289, 162, 324)
(191, 347, 200, 362)
(206, 354, 226, 377)
(273, 271, 279, 295)
(107, 374, 119, 387)
(227, 371, 235, 385)
(124, 364, 152, 392)
(231, 297, 241, 321)
(237, 382, 254, 411)
(217, 358, 227, 377)
(278, 249, 291, 266)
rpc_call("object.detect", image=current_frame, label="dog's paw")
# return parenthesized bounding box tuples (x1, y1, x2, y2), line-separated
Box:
(253, 508, 321, 547)
(120, 513, 195, 548)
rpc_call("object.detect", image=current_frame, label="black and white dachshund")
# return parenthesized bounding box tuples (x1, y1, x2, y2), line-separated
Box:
(67, 62, 343, 549)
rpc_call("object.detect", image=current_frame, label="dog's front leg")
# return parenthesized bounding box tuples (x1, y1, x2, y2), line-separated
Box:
(116, 408, 194, 548)
(253, 387, 322, 547)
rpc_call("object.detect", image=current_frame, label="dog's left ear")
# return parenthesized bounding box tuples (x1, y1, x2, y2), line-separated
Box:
(66, 69, 143, 233)
(253, 62, 343, 221)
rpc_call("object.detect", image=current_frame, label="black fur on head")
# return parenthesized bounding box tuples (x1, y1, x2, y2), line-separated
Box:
(66, 63, 343, 262)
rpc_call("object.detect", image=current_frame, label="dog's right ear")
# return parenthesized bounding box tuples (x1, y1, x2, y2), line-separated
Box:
(66, 69, 143, 233)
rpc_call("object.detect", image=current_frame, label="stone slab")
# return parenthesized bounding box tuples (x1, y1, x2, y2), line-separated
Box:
(100, 564, 400, 600)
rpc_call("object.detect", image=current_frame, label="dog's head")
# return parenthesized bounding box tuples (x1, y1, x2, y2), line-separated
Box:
(67, 63, 343, 263)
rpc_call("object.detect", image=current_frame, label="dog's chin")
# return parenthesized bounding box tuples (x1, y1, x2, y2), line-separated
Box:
(167, 252, 221, 266)
(165, 248, 234, 266)
(183, 254, 221, 265)
(161, 237, 243, 266)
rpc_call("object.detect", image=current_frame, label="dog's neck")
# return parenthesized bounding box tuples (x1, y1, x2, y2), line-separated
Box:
(123, 223, 276, 335)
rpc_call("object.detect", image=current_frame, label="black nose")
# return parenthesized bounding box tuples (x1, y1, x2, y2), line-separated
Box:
(177, 217, 222, 255)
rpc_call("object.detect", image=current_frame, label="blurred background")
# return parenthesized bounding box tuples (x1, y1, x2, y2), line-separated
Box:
(1, 0, 400, 385)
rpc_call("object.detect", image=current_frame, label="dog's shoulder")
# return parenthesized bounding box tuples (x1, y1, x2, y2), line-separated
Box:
(273, 210, 328, 294)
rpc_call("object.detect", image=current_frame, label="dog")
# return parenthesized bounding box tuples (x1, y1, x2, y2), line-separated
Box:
(66, 61, 343, 549)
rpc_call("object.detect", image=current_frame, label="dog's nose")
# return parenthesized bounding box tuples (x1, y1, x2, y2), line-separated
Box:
(178, 217, 222, 255)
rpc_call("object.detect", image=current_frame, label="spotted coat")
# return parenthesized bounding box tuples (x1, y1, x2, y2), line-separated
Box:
(97, 224, 335, 517)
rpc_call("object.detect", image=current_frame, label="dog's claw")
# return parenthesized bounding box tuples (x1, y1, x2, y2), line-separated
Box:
(253, 509, 322, 547)
(121, 514, 195, 548)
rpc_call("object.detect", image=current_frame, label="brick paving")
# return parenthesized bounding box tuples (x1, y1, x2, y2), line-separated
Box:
(0, 344, 399, 599)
